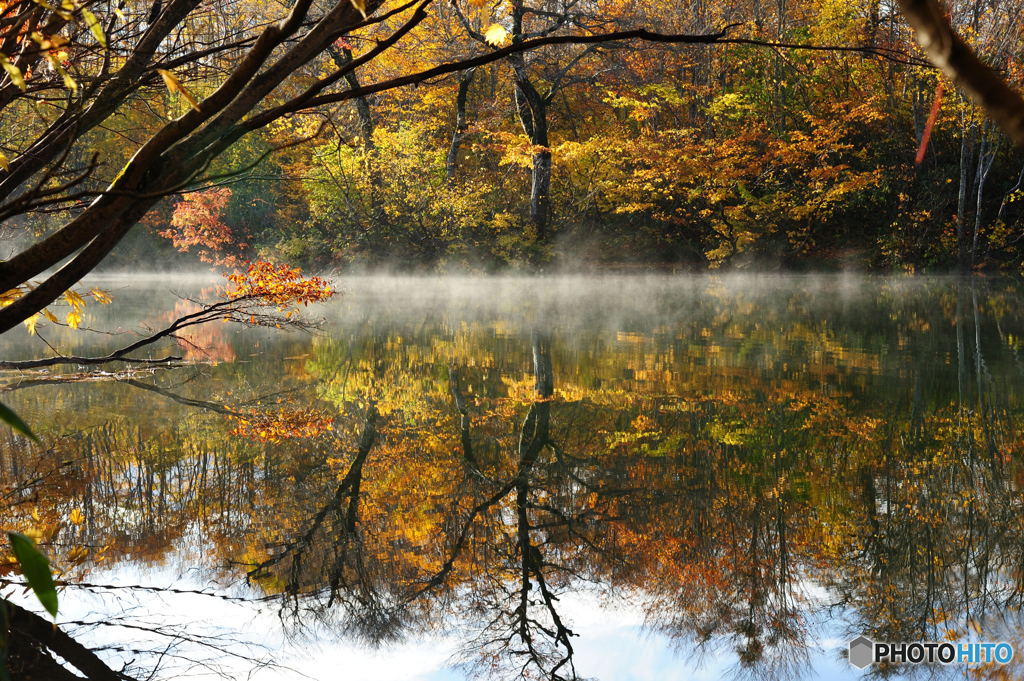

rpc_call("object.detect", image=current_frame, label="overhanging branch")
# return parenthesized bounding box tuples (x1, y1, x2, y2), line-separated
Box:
(243, 25, 932, 127)
(895, 0, 1024, 147)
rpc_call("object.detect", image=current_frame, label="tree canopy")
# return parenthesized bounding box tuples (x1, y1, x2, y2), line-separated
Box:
(0, 0, 1023, 337)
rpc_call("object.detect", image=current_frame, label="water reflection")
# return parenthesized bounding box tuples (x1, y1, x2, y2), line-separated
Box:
(2, 276, 1024, 679)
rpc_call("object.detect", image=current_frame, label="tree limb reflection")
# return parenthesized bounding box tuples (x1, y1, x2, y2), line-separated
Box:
(244, 332, 598, 679)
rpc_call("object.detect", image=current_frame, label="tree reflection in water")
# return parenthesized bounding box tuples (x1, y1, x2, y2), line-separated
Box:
(2, 277, 1024, 679)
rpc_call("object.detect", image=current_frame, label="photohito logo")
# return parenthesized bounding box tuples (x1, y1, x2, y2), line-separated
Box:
(848, 637, 1014, 669)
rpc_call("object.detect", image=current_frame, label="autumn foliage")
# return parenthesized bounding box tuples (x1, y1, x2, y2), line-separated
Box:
(224, 260, 333, 307)
(160, 188, 246, 266)
(229, 407, 335, 442)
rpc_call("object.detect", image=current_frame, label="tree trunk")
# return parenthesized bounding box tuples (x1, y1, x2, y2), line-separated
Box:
(971, 122, 1001, 267)
(510, 56, 550, 242)
(895, 0, 1024, 149)
(509, 5, 551, 245)
(773, 0, 787, 131)
(328, 45, 375, 151)
(957, 113, 977, 269)
(446, 68, 476, 184)
(529, 149, 551, 240)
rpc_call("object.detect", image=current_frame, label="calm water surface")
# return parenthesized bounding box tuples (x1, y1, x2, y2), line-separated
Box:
(1, 274, 1022, 680)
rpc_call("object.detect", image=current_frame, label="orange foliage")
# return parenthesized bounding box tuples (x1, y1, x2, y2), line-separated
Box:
(161, 299, 237, 362)
(224, 261, 334, 307)
(229, 407, 335, 442)
(159, 188, 246, 266)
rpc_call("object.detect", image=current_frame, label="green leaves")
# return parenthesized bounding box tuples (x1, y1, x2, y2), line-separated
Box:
(8, 533, 57, 618)
(0, 403, 37, 443)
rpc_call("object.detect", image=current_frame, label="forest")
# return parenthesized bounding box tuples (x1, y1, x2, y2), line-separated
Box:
(0, 0, 1023, 294)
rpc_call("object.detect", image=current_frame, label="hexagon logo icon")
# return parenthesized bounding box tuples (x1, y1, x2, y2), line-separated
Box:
(849, 636, 875, 669)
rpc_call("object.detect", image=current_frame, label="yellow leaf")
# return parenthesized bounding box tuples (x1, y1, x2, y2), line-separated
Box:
(64, 290, 85, 309)
(0, 288, 21, 305)
(28, 0, 70, 18)
(23, 314, 39, 335)
(66, 309, 81, 329)
(0, 151, 8, 172)
(349, 0, 366, 19)
(47, 54, 77, 92)
(484, 24, 508, 47)
(0, 54, 25, 91)
(82, 9, 106, 47)
(89, 288, 112, 304)
(156, 69, 200, 112)
(69, 508, 84, 526)
(42, 308, 58, 323)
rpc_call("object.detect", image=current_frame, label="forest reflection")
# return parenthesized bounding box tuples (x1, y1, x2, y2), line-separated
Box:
(2, 276, 1024, 680)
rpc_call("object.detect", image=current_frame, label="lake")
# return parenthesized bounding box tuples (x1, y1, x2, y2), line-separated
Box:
(1, 273, 1022, 680)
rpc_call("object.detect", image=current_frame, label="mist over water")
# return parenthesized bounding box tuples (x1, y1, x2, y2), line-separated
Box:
(1, 273, 1022, 680)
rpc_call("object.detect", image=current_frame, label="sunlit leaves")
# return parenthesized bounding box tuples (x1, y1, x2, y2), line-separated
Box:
(348, 0, 366, 19)
(157, 68, 201, 112)
(12, 284, 111, 334)
(89, 288, 112, 305)
(64, 290, 85, 329)
(29, 32, 69, 50)
(0, 54, 25, 92)
(484, 24, 508, 47)
(304, 125, 499, 265)
(561, 101, 885, 267)
(28, 0, 72, 20)
(46, 53, 77, 92)
(81, 9, 106, 48)
(159, 188, 239, 265)
(225, 260, 333, 308)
